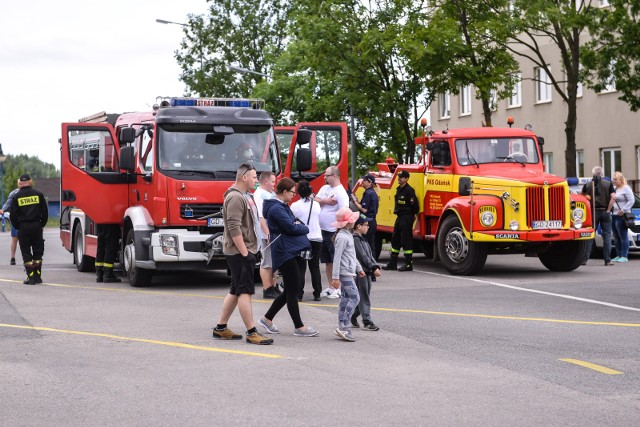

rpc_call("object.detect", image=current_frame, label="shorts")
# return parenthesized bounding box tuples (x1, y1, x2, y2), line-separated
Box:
(11, 226, 19, 238)
(260, 238, 272, 269)
(320, 229, 336, 263)
(225, 253, 256, 296)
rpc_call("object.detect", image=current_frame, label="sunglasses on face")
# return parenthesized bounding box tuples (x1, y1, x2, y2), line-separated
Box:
(240, 163, 256, 176)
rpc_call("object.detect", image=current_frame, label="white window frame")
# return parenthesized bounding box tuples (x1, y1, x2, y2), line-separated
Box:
(459, 85, 472, 116)
(439, 91, 450, 119)
(599, 0, 610, 7)
(489, 89, 498, 111)
(601, 60, 617, 93)
(576, 149, 584, 177)
(543, 152, 553, 174)
(601, 148, 621, 179)
(507, 73, 522, 108)
(535, 66, 552, 103)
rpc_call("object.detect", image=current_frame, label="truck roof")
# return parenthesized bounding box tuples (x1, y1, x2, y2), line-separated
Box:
(430, 127, 538, 139)
(155, 105, 273, 126)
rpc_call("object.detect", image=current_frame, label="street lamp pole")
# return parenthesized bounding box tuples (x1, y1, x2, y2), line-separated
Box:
(0, 144, 7, 232)
(228, 65, 271, 79)
(155, 18, 187, 27)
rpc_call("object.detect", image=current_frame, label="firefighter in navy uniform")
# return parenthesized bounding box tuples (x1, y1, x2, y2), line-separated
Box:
(9, 174, 48, 285)
(382, 170, 419, 272)
(95, 224, 122, 283)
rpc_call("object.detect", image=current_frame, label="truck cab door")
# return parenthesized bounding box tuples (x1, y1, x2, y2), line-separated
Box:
(61, 123, 130, 223)
(277, 122, 348, 192)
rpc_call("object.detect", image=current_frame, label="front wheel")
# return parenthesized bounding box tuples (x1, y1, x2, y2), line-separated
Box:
(437, 215, 487, 275)
(538, 240, 589, 272)
(123, 229, 153, 287)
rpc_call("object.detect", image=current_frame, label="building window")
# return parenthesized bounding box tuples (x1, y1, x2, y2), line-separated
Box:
(601, 60, 617, 93)
(508, 73, 521, 108)
(601, 148, 621, 179)
(439, 92, 450, 119)
(543, 152, 553, 174)
(576, 150, 584, 177)
(460, 85, 472, 116)
(599, 0, 610, 7)
(535, 66, 552, 103)
(490, 89, 498, 111)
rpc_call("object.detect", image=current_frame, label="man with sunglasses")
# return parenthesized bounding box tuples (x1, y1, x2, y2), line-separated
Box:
(212, 163, 273, 345)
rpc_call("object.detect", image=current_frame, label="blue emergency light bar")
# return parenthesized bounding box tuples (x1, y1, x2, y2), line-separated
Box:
(167, 97, 264, 109)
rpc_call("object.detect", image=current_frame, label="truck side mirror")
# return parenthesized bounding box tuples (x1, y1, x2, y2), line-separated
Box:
(537, 136, 545, 146)
(296, 147, 312, 172)
(119, 127, 136, 145)
(120, 145, 135, 172)
(426, 142, 434, 151)
(459, 177, 472, 196)
(296, 129, 312, 145)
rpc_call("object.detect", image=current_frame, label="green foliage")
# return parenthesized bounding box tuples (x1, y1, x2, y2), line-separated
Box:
(1, 154, 59, 204)
(583, 0, 640, 111)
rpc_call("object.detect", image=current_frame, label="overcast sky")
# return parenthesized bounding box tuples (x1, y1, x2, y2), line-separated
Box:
(0, 0, 208, 170)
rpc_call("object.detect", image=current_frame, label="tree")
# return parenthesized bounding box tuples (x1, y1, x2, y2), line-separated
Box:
(583, 0, 640, 111)
(405, 0, 519, 127)
(1, 154, 59, 201)
(501, 0, 603, 177)
(175, 0, 292, 98)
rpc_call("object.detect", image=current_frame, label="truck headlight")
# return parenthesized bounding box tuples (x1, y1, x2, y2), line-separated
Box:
(573, 219, 583, 229)
(509, 220, 519, 231)
(572, 208, 585, 221)
(160, 235, 179, 256)
(480, 211, 495, 227)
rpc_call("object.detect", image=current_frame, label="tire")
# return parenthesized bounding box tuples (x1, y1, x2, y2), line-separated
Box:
(420, 239, 434, 259)
(73, 223, 94, 272)
(123, 228, 153, 287)
(538, 240, 589, 272)
(437, 215, 488, 275)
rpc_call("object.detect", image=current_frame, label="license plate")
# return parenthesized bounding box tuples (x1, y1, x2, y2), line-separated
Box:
(207, 218, 224, 227)
(532, 220, 562, 229)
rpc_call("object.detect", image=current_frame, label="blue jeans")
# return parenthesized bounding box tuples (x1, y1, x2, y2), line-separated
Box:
(337, 276, 360, 330)
(585, 210, 612, 263)
(612, 215, 630, 258)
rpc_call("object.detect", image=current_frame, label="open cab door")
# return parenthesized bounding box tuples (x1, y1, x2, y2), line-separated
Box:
(60, 123, 130, 223)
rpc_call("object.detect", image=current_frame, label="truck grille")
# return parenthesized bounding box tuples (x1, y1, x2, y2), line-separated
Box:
(180, 204, 223, 220)
(525, 186, 565, 227)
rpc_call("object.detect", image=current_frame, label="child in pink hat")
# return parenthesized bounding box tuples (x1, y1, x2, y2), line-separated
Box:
(331, 207, 365, 342)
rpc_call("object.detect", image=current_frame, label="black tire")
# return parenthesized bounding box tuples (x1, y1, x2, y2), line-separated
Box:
(420, 239, 434, 259)
(437, 215, 488, 275)
(538, 240, 589, 272)
(73, 223, 94, 272)
(123, 229, 153, 287)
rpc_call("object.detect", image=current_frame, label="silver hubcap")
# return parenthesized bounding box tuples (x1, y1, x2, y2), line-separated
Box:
(444, 227, 469, 263)
(75, 231, 83, 262)
(124, 242, 135, 273)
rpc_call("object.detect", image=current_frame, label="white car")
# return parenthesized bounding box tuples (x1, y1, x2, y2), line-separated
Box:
(567, 177, 640, 257)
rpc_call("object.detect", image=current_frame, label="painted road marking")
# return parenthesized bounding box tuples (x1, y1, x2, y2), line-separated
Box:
(0, 323, 283, 359)
(415, 269, 640, 313)
(2, 278, 639, 328)
(559, 358, 623, 375)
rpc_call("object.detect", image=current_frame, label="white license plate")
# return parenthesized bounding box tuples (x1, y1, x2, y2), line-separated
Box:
(207, 218, 224, 227)
(532, 220, 562, 229)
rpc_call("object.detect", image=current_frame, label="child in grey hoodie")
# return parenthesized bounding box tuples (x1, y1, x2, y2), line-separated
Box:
(331, 207, 365, 342)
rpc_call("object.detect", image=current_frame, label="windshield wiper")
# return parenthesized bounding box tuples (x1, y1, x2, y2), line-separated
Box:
(465, 141, 479, 168)
(496, 156, 526, 166)
(174, 170, 218, 177)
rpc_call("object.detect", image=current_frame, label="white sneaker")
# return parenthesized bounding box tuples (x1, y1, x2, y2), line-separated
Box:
(326, 289, 341, 299)
(320, 287, 332, 297)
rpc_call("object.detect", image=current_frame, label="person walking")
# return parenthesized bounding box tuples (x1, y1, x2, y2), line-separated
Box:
(9, 174, 48, 285)
(253, 171, 281, 299)
(351, 173, 379, 260)
(290, 180, 323, 301)
(315, 166, 349, 298)
(611, 171, 634, 263)
(95, 224, 122, 283)
(331, 207, 365, 342)
(0, 178, 22, 265)
(581, 166, 615, 266)
(212, 163, 273, 345)
(383, 170, 419, 271)
(258, 178, 319, 337)
(351, 214, 381, 331)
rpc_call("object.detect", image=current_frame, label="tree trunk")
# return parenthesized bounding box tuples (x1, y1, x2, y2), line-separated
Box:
(481, 97, 493, 127)
(564, 96, 577, 177)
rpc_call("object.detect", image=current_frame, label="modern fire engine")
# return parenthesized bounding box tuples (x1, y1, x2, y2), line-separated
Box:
(59, 97, 348, 287)
(353, 118, 594, 275)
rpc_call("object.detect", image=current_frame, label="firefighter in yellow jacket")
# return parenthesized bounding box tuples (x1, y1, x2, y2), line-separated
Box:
(9, 174, 48, 285)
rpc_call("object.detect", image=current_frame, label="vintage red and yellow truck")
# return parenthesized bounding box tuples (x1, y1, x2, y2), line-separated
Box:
(354, 120, 594, 275)
(59, 97, 348, 286)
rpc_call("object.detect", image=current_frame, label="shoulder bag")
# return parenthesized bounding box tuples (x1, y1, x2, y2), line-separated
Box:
(616, 200, 635, 228)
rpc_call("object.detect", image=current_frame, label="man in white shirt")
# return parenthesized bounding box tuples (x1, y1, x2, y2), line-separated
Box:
(315, 166, 349, 298)
(253, 171, 281, 299)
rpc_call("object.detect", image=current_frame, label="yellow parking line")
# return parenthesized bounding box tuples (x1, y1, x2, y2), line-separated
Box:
(2, 278, 640, 328)
(0, 323, 283, 359)
(559, 358, 623, 375)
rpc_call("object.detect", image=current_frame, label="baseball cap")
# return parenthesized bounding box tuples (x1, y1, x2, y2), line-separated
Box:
(19, 174, 31, 182)
(361, 173, 376, 185)
(331, 206, 360, 228)
(398, 170, 410, 179)
(354, 213, 373, 226)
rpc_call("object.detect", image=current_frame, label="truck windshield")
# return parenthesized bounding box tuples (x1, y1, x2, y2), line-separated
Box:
(454, 138, 540, 166)
(157, 124, 280, 177)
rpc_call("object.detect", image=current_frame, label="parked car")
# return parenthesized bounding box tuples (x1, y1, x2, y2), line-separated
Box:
(567, 177, 640, 257)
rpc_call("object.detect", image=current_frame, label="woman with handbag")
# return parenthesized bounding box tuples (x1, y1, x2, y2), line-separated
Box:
(258, 177, 319, 337)
(611, 171, 635, 263)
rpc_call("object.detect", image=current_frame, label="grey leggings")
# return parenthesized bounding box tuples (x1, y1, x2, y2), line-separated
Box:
(337, 276, 360, 330)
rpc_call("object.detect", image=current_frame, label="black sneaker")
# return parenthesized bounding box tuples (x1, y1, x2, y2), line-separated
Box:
(363, 322, 379, 331)
(263, 287, 279, 299)
(10, 258, 16, 265)
(350, 318, 360, 328)
(398, 264, 413, 272)
(313, 296, 321, 301)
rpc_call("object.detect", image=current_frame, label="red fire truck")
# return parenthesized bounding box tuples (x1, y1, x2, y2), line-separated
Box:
(59, 97, 348, 286)
(353, 119, 594, 275)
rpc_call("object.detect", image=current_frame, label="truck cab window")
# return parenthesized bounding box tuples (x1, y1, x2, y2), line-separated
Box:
(68, 129, 120, 172)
